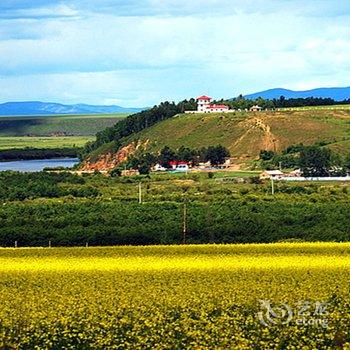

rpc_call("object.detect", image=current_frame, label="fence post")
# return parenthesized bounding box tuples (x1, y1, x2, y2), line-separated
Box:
(271, 177, 275, 195)
(182, 203, 187, 244)
(138, 182, 142, 204)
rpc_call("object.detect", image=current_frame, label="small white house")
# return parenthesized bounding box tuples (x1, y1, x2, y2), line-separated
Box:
(169, 161, 190, 172)
(260, 170, 284, 180)
(175, 163, 189, 172)
(250, 105, 262, 112)
(198, 161, 211, 169)
(197, 95, 212, 112)
(153, 164, 167, 172)
(206, 104, 230, 113)
(185, 95, 230, 113)
(288, 169, 302, 177)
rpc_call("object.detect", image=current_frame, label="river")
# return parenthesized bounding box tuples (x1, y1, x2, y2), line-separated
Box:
(0, 158, 79, 172)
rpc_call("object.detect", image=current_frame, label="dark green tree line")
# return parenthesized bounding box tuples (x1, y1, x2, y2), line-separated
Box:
(118, 145, 230, 174)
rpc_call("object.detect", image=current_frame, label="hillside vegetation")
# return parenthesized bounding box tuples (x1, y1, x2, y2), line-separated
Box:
(85, 108, 350, 168)
(129, 110, 350, 157)
(1, 172, 349, 246)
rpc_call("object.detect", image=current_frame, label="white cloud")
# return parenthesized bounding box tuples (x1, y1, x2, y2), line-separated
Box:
(0, 3, 79, 19)
(22, 4, 78, 17)
(1, 1, 350, 104)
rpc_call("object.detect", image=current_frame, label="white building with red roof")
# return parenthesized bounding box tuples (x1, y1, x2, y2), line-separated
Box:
(196, 95, 212, 112)
(186, 95, 230, 113)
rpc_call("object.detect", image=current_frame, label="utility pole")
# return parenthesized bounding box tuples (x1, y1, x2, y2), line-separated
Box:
(271, 177, 275, 196)
(138, 182, 142, 204)
(182, 203, 187, 244)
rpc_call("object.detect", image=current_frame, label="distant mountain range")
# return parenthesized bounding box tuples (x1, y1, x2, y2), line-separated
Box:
(244, 87, 350, 101)
(3, 87, 350, 116)
(0, 101, 144, 116)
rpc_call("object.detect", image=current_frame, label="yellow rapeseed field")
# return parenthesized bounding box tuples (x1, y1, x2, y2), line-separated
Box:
(0, 243, 349, 349)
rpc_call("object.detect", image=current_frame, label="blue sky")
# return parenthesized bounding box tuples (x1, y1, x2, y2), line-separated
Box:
(1, 0, 350, 106)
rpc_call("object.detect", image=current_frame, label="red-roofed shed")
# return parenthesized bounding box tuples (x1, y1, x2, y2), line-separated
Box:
(208, 104, 228, 109)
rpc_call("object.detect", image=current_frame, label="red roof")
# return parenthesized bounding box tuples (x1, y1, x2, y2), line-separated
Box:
(196, 95, 212, 101)
(208, 104, 229, 109)
(169, 161, 189, 166)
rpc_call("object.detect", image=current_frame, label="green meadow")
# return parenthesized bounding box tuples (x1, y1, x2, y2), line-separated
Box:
(0, 136, 94, 150)
(0, 113, 127, 137)
(0, 113, 127, 152)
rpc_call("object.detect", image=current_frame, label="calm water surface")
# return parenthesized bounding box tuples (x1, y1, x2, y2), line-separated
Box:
(0, 158, 79, 172)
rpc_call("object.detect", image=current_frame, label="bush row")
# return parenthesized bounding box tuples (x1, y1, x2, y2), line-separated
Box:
(0, 200, 348, 246)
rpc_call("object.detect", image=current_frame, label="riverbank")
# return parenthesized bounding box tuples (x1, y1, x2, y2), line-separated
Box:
(0, 147, 80, 162)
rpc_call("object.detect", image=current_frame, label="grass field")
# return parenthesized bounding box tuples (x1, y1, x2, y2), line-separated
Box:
(0, 136, 95, 150)
(282, 104, 350, 111)
(0, 113, 127, 137)
(111, 109, 350, 161)
(211, 170, 261, 178)
(1, 243, 349, 349)
(0, 113, 125, 152)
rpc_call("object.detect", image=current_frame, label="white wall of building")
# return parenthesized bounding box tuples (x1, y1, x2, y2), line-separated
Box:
(197, 99, 211, 112)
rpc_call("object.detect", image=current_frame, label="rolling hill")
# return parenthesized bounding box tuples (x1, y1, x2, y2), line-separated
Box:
(0, 101, 144, 116)
(0, 114, 127, 137)
(244, 87, 350, 101)
(81, 108, 350, 170)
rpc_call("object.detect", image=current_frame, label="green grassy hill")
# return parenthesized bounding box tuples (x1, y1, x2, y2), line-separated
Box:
(0, 114, 127, 137)
(125, 109, 350, 157)
(83, 108, 350, 169)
